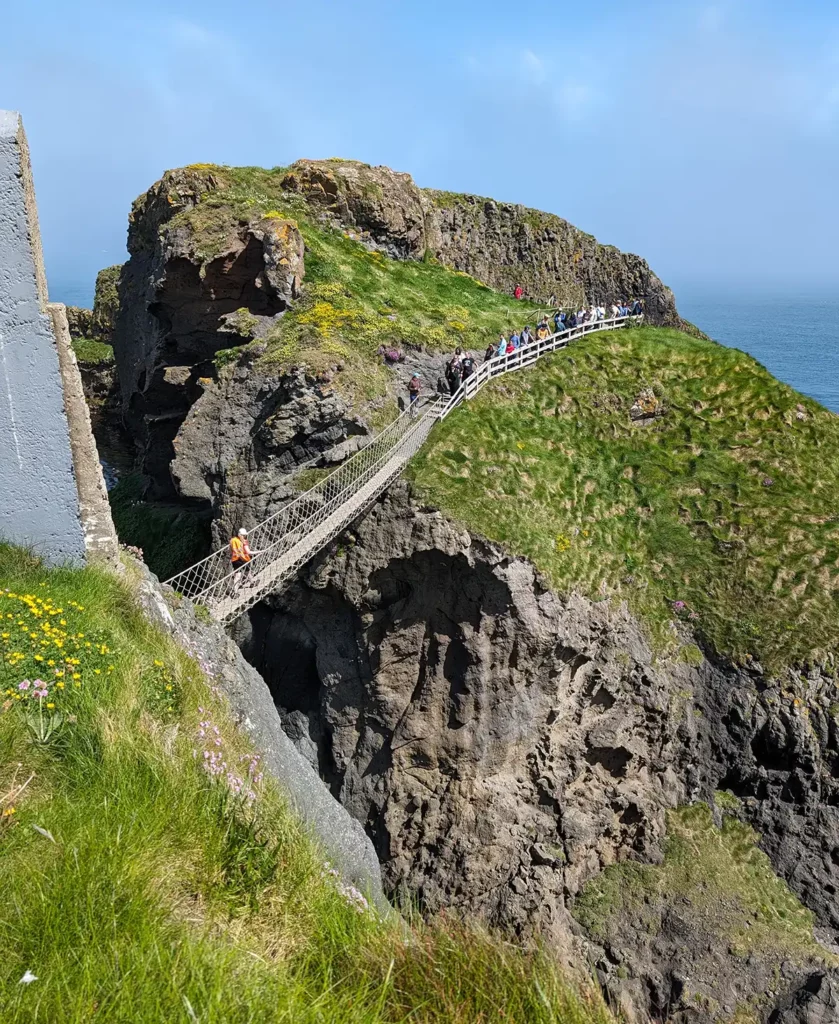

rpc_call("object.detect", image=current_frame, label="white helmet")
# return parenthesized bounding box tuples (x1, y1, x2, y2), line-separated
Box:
(238, 528, 248, 537)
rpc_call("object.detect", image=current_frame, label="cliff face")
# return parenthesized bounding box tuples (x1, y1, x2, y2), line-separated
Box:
(237, 482, 839, 1022)
(66, 263, 122, 342)
(171, 357, 370, 544)
(284, 159, 683, 324)
(113, 168, 307, 498)
(112, 159, 686, 517)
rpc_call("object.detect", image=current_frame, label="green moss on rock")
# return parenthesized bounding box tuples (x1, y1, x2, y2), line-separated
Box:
(574, 803, 829, 962)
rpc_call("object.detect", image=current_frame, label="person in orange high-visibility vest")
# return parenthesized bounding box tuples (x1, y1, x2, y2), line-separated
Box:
(229, 528, 255, 585)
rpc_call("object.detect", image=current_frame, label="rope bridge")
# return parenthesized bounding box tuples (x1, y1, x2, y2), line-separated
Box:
(164, 315, 642, 623)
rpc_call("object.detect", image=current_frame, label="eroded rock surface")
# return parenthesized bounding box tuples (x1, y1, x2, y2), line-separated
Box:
(236, 481, 839, 1022)
(172, 356, 369, 542)
(771, 971, 839, 1023)
(284, 158, 687, 327)
(113, 168, 306, 498)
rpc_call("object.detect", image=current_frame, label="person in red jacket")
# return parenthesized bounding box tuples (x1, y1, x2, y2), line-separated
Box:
(514, 285, 523, 300)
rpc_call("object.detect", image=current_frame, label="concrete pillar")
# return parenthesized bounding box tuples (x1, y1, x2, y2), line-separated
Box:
(0, 110, 118, 565)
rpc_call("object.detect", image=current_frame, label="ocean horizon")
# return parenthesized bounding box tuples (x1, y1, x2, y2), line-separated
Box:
(677, 290, 839, 415)
(49, 277, 838, 415)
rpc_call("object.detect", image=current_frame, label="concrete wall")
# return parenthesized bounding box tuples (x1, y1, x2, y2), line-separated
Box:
(0, 110, 117, 565)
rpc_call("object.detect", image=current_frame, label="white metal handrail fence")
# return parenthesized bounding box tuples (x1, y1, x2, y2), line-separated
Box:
(164, 314, 642, 622)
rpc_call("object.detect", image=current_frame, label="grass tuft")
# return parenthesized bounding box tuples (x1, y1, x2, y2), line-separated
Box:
(71, 338, 114, 365)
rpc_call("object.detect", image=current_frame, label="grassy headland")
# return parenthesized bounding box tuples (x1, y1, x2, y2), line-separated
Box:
(409, 325, 839, 671)
(171, 164, 544, 408)
(0, 546, 614, 1024)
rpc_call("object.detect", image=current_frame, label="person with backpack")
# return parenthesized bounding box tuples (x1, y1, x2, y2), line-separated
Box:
(553, 311, 563, 334)
(514, 285, 523, 300)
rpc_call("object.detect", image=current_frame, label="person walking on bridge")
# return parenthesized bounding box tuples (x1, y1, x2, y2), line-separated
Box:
(446, 354, 463, 396)
(229, 528, 255, 588)
(407, 373, 421, 412)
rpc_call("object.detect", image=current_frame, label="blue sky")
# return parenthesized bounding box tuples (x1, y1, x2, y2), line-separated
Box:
(3, 0, 839, 306)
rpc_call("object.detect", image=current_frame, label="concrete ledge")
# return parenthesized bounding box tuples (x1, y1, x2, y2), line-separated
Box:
(50, 302, 119, 563)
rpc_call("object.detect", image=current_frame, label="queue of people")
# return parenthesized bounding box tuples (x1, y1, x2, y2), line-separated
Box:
(408, 297, 643, 406)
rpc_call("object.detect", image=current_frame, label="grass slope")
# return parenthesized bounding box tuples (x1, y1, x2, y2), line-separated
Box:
(0, 546, 614, 1024)
(409, 326, 839, 671)
(174, 165, 544, 409)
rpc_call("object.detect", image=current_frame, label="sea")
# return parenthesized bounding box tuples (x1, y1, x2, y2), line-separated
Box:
(50, 278, 839, 415)
(677, 291, 839, 415)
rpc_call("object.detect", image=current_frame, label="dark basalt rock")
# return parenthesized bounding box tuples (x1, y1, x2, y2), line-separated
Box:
(236, 481, 839, 1022)
(770, 971, 839, 1023)
(112, 169, 306, 501)
(283, 158, 691, 329)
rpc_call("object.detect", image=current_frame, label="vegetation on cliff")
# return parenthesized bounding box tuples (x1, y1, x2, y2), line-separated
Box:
(575, 802, 826, 961)
(66, 264, 122, 357)
(0, 545, 614, 1024)
(108, 473, 210, 581)
(572, 801, 832, 1019)
(70, 337, 114, 365)
(170, 164, 544, 403)
(409, 325, 839, 671)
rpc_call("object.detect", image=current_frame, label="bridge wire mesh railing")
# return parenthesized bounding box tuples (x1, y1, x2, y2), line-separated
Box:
(164, 314, 641, 619)
(164, 394, 446, 615)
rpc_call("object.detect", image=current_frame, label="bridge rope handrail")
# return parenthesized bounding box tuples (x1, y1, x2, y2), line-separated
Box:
(164, 314, 642, 621)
